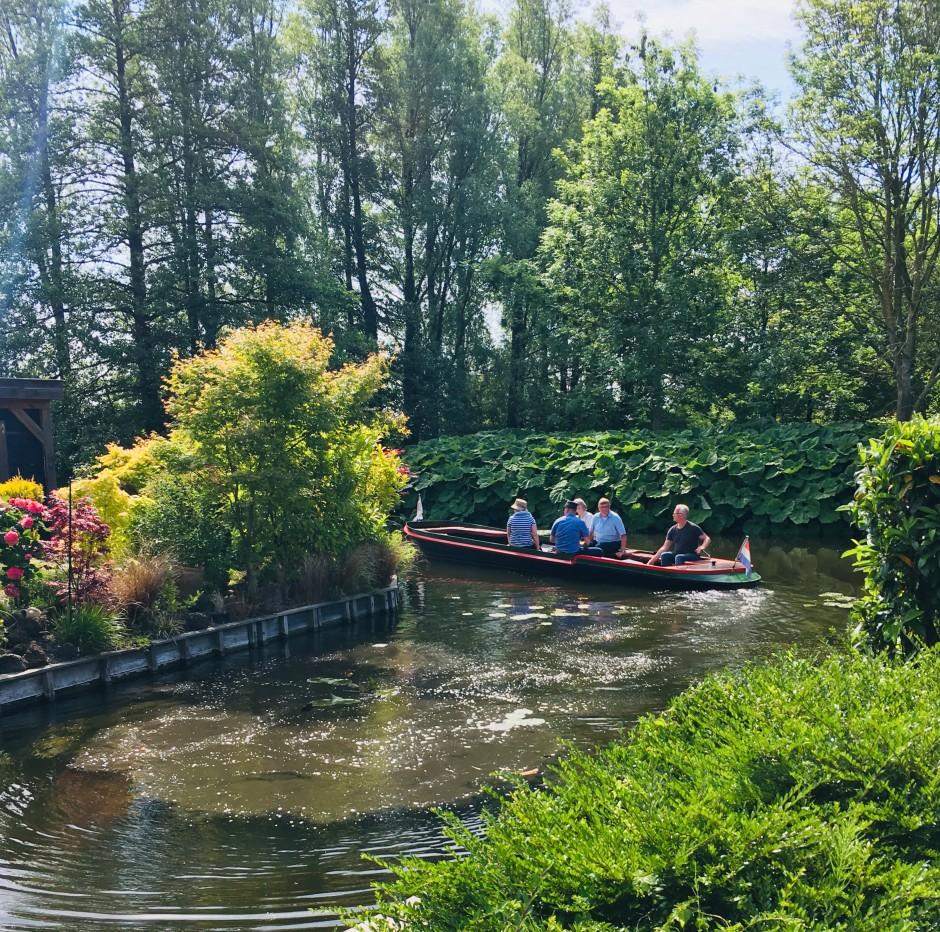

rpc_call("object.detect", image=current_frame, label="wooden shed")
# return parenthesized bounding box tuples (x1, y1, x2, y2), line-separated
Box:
(0, 378, 64, 490)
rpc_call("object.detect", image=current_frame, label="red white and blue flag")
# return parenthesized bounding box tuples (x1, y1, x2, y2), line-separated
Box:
(736, 536, 753, 575)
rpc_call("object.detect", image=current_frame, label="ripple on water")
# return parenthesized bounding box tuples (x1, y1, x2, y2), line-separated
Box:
(0, 544, 857, 929)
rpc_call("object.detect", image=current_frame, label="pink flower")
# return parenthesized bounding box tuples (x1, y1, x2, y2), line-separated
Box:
(6, 566, 24, 580)
(23, 553, 32, 562)
(8, 498, 24, 508)
(3, 530, 19, 546)
(20, 516, 34, 529)
(26, 501, 43, 514)
(3, 583, 19, 598)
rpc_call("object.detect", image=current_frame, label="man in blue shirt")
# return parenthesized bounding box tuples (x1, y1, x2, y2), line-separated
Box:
(589, 497, 628, 557)
(550, 501, 590, 555)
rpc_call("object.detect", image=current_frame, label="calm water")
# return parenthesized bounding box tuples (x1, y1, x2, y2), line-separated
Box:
(0, 536, 857, 931)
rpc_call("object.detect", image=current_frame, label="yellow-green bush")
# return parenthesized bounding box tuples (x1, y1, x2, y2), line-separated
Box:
(74, 322, 408, 598)
(89, 435, 179, 495)
(0, 475, 44, 503)
(65, 473, 137, 558)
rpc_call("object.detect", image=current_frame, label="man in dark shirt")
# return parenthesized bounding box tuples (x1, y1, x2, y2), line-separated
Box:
(648, 504, 711, 566)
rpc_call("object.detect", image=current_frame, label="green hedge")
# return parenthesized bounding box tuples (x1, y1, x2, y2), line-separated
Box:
(847, 417, 940, 653)
(404, 424, 871, 535)
(363, 649, 940, 930)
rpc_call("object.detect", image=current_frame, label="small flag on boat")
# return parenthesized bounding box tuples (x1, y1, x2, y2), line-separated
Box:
(736, 536, 753, 575)
(414, 493, 424, 522)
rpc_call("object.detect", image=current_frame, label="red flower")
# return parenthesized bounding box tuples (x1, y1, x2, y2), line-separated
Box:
(20, 516, 34, 530)
(26, 501, 44, 514)
(6, 566, 24, 580)
(23, 553, 32, 562)
(3, 583, 19, 598)
(3, 530, 19, 546)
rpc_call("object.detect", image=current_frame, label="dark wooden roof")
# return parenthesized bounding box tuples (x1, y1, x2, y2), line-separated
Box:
(0, 378, 65, 401)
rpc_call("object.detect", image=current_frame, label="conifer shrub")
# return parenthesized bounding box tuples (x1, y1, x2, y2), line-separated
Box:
(847, 416, 940, 654)
(363, 649, 940, 930)
(0, 475, 44, 503)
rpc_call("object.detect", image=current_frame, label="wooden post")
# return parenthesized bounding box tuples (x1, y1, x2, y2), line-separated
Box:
(0, 420, 8, 482)
(40, 402, 57, 490)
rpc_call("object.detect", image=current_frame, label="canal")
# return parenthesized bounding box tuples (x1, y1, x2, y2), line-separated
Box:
(0, 536, 857, 930)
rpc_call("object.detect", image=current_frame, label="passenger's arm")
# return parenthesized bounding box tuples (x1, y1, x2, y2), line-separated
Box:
(531, 523, 539, 547)
(617, 533, 627, 557)
(647, 537, 670, 565)
(697, 531, 711, 554)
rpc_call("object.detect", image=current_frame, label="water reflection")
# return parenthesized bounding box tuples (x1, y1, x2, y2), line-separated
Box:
(0, 537, 857, 930)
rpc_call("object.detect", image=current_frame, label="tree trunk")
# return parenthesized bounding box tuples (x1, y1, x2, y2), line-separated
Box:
(507, 293, 527, 428)
(346, 26, 378, 342)
(112, 0, 162, 431)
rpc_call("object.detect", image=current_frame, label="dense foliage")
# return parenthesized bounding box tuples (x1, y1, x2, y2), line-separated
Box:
(162, 321, 406, 592)
(74, 321, 408, 594)
(405, 423, 867, 536)
(3, 0, 939, 474)
(363, 648, 940, 930)
(847, 417, 940, 653)
(0, 322, 410, 660)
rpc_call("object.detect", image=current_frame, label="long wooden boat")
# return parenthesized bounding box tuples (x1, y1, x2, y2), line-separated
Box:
(403, 521, 761, 591)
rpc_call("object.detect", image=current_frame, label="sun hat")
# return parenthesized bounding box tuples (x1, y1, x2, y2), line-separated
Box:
(511, 498, 528, 511)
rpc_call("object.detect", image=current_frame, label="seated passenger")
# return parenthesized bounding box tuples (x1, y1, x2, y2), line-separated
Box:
(589, 497, 628, 557)
(648, 504, 711, 566)
(574, 498, 594, 535)
(506, 497, 539, 549)
(550, 500, 590, 555)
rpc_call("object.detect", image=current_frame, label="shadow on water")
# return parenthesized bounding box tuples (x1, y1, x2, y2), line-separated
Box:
(0, 536, 859, 930)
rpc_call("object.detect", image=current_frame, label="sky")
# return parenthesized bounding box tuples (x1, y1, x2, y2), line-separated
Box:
(603, 0, 801, 101)
(482, 0, 804, 341)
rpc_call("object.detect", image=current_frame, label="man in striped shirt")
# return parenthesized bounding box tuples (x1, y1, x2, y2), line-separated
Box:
(506, 498, 539, 549)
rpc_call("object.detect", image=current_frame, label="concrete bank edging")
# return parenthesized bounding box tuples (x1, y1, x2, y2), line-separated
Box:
(0, 583, 400, 712)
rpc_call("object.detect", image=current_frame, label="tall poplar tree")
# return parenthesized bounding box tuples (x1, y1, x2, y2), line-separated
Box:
(792, 0, 940, 420)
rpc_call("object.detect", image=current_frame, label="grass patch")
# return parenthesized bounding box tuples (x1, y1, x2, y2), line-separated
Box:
(365, 648, 940, 930)
(52, 604, 125, 654)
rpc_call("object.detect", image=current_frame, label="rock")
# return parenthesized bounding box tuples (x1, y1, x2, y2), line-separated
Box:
(5, 614, 45, 648)
(0, 653, 28, 674)
(23, 606, 45, 624)
(53, 643, 81, 662)
(23, 641, 48, 668)
(184, 611, 212, 631)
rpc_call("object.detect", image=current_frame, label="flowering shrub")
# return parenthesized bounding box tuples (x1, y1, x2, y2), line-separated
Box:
(0, 497, 47, 603)
(41, 496, 113, 605)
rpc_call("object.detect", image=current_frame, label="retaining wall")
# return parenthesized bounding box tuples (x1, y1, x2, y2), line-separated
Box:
(0, 583, 399, 713)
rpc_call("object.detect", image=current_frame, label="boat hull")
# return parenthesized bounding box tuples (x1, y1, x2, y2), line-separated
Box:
(404, 522, 761, 591)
